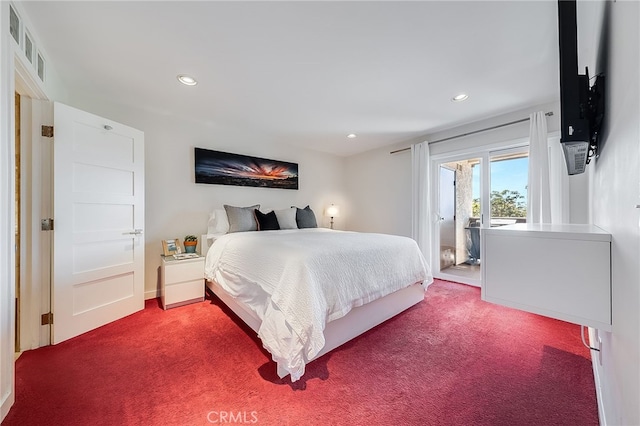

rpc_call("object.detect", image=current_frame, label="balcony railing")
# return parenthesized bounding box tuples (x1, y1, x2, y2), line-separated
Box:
(467, 217, 526, 227)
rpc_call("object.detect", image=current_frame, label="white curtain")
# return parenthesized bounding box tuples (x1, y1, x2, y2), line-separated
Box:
(547, 135, 570, 223)
(527, 111, 552, 223)
(411, 142, 432, 258)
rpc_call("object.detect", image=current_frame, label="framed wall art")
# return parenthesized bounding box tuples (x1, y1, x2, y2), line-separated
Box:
(194, 148, 298, 190)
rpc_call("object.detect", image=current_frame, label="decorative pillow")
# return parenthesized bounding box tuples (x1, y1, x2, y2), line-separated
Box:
(224, 204, 260, 233)
(207, 209, 229, 235)
(274, 207, 298, 230)
(294, 205, 318, 228)
(254, 209, 280, 231)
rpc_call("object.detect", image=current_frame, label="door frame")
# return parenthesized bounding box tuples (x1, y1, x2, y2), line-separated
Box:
(431, 151, 487, 287)
(15, 52, 51, 351)
(2, 13, 51, 421)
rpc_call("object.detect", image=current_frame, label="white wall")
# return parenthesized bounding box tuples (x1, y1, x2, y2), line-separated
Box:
(345, 144, 413, 236)
(583, 1, 640, 424)
(55, 95, 347, 298)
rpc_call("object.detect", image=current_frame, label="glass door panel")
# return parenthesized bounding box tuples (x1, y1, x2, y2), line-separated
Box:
(489, 150, 529, 227)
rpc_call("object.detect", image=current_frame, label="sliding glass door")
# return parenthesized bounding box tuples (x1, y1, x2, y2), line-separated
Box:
(432, 144, 529, 286)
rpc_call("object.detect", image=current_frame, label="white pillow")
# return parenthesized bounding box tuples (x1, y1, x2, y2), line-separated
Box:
(274, 207, 298, 229)
(207, 209, 229, 235)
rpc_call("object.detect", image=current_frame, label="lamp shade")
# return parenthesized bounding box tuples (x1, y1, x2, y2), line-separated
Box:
(326, 204, 340, 218)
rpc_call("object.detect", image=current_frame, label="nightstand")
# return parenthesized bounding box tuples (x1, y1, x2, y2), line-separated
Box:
(160, 255, 205, 309)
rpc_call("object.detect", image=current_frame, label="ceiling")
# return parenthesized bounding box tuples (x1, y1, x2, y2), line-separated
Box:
(21, 1, 560, 157)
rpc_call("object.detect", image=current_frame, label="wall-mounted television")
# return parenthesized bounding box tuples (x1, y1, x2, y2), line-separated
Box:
(558, 0, 605, 175)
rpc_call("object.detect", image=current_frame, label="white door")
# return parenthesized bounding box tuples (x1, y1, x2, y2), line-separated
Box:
(52, 102, 144, 344)
(439, 166, 456, 270)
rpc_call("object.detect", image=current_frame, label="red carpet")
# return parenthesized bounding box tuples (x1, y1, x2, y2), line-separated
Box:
(3, 279, 598, 425)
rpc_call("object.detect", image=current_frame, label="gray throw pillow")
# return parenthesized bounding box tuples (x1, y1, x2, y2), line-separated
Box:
(294, 205, 317, 228)
(224, 204, 260, 233)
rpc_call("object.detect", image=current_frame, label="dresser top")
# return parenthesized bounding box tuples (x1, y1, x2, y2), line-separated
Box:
(482, 223, 611, 241)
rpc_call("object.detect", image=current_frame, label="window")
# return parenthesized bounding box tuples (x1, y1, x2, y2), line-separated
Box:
(37, 52, 45, 81)
(9, 5, 20, 44)
(25, 31, 34, 64)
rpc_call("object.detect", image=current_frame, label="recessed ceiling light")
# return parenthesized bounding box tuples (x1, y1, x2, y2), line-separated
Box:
(177, 74, 197, 86)
(452, 93, 469, 102)
(347, 133, 357, 139)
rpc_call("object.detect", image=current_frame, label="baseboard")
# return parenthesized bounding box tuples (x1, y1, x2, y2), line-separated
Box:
(144, 289, 159, 300)
(1, 387, 15, 423)
(588, 327, 607, 426)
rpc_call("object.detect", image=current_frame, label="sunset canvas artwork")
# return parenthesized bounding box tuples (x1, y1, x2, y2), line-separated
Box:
(194, 148, 298, 190)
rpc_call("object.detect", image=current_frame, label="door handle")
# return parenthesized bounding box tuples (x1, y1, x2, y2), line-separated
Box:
(123, 229, 143, 235)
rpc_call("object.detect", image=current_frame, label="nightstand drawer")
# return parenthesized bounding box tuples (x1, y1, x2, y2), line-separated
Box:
(164, 259, 204, 283)
(163, 279, 204, 309)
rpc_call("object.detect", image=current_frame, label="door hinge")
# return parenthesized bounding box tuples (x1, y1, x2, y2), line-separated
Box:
(41, 312, 53, 325)
(41, 218, 54, 231)
(41, 125, 54, 138)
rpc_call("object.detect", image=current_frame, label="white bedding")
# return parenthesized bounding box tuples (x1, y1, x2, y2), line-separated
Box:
(204, 228, 432, 381)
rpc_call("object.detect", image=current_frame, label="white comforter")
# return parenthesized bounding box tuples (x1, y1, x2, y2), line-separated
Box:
(204, 228, 432, 381)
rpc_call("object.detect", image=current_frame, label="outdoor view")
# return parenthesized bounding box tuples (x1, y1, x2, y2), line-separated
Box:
(472, 155, 529, 220)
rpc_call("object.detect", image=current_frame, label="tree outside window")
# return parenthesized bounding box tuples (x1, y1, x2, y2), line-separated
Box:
(472, 189, 526, 218)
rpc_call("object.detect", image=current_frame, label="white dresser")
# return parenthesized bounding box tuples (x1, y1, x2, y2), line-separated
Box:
(161, 255, 205, 310)
(481, 223, 611, 331)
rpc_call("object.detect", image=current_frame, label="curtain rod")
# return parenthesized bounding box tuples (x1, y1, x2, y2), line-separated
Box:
(389, 111, 554, 155)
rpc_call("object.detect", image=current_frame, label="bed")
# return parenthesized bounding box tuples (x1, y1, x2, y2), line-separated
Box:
(202, 228, 433, 381)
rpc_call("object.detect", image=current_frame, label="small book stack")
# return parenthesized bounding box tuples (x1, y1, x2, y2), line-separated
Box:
(173, 253, 199, 260)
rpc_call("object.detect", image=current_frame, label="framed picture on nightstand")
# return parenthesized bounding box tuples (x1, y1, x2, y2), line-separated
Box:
(162, 239, 182, 256)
